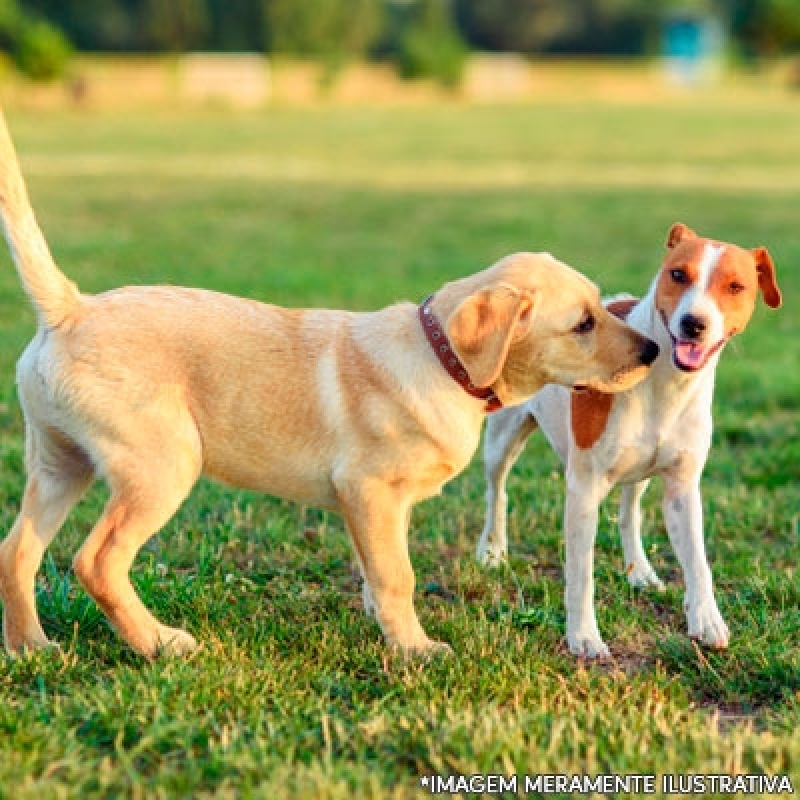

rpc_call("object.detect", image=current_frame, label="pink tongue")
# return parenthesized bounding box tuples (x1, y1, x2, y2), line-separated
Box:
(675, 341, 707, 369)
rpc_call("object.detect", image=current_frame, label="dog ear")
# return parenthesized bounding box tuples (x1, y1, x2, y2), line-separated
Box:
(446, 285, 536, 389)
(752, 247, 782, 308)
(666, 223, 697, 249)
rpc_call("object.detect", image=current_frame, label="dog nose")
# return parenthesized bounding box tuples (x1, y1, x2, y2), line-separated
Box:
(680, 313, 706, 340)
(639, 339, 660, 366)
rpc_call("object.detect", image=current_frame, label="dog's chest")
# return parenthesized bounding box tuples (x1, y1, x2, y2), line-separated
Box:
(592, 387, 709, 484)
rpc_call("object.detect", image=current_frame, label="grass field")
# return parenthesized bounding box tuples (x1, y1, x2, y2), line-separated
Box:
(0, 99, 797, 798)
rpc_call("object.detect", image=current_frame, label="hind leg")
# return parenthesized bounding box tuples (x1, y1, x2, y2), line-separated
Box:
(619, 480, 663, 589)
(477, 404, 538, 565)
(73, 432, 201, 659)
(0, 429, 93, 653)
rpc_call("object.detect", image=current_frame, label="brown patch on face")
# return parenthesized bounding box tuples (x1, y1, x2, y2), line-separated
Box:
(571, 389, 613, 449)
(705, 247, 760, 338)
(654, 240, 704, 326)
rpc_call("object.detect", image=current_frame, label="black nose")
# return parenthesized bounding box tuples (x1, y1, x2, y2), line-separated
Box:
(680, 313, 707, 340)
(639, 339, 660, 366)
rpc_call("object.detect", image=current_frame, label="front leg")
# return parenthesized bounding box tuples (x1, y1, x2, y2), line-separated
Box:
(662, 477, 729, 649)
(564, 471, 612, 658)
(335, 472, 446, 655)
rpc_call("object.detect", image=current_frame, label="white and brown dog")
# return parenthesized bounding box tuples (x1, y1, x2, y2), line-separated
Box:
(0, 110, 659, 660)
(477, 223, 782, 658)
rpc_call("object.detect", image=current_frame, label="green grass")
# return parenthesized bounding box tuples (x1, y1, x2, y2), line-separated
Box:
(0, 100, 798, 797)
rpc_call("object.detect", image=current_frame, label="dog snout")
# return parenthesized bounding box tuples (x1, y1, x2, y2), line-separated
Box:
(639, 338, 660, 366)
(680, 313, 707, 340)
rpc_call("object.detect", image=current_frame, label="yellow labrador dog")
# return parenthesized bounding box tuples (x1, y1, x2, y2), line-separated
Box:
(0, 111, 658, 659)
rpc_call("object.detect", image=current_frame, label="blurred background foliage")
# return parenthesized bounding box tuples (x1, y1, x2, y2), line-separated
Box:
(1, 0, 799, 83)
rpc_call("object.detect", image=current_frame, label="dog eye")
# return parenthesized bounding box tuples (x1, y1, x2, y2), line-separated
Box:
(574, 314, 595, 334)
(729, 281, 746, 294)
(670, 269, 689, 284)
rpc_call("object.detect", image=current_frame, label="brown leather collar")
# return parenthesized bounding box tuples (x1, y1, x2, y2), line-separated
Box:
(418, 294, 502, 413)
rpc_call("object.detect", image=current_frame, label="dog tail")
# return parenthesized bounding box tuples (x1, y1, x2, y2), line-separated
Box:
(0, 109, 81, 328)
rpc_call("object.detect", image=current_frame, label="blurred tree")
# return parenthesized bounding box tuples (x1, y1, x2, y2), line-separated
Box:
(21, 0, 140, 51)
(0, 0, 20, 37)
(264, 0, 383, 59)
(1, 0, 72, 80)
(14, 17, 71, 79)
(455, 0, 658, 54)
(14, 0, 800, 58)
(141, 0, 210, 51)
(455, 0, 580, 52)
(728, 0, 800, 56)
(0, 0, 21, 62)
(387, 0, 468, 86)
(205, 0, 264, 51)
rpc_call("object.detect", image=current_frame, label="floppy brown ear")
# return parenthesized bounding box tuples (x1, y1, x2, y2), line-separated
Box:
(446, 285, 536, 389)
(666, 223, 697, 249)
(752, 247, 782, 308)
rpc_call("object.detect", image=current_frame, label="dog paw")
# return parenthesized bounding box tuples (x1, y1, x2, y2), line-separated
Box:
(476, 536, 507, 567)
(625, 560, 664, 590)
(156, 626, 199, 657)
(686, 598, 729, 650)
(4, 636, 60, 658)
(391, 636, 453, 660)
(419, 639, 453, 658)
(567, 630, 611, 660)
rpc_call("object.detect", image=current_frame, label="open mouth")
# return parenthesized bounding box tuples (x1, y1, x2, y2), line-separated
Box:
(670, 335, 726, 372)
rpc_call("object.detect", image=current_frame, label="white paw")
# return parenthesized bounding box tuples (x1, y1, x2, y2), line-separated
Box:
(625, 560, 665, 590)
(567, 629, 611, 659)
(686, 598, 729, 649)
(476, 532, 507, 567)
(156, 626, 199, 657)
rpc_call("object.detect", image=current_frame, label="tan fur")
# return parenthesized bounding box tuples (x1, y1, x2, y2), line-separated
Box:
(446, 285, 534, 388)
(0, 113, 80, 327)
(0, 110, 657, 659)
